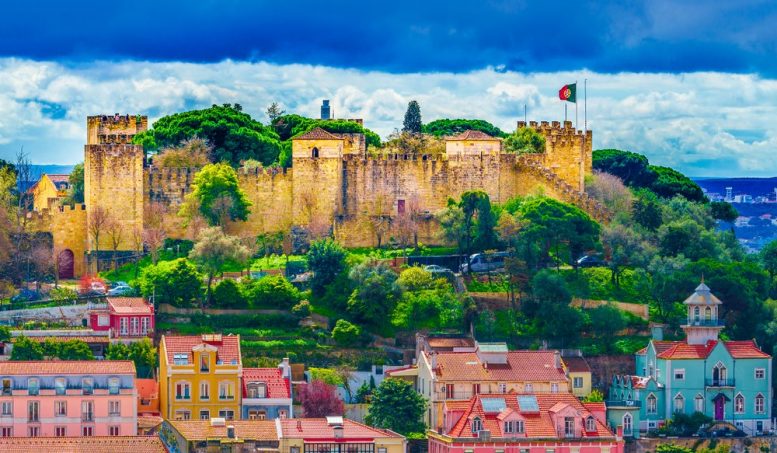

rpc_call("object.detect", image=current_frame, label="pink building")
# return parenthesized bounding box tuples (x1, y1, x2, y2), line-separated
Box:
(429, 393, 623, 453)
(90, 297, 154, 339)
(0, 361, 138, 438)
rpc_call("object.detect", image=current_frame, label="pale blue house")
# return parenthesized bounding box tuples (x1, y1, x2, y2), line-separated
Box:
(608, 282, 772, 437)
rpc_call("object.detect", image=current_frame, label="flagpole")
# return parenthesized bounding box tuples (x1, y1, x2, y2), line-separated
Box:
(564, 103, 567, 123)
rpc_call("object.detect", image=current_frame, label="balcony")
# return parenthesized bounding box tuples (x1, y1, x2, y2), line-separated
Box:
(685, 319, 725, 327)
(605, 400, 641, 408)
(706, 379, 735, 387)
(82, 413, 94, 422)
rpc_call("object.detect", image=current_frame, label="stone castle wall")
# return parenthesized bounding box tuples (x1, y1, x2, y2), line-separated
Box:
(28, 204, 88, 277)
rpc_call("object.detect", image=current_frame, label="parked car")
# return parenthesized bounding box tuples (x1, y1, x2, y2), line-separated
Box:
(107, 281, 129, 289)
(424, 265, 451, 273)
(460, 251, 509, 273)
(107, 284, 133, 296)
(10, 289, 42, 304)
(88, 281, 107, 295)
(576, 254, 606, 268)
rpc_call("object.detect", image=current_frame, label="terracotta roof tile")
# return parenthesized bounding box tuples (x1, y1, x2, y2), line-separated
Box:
(0, 360, 135, 375)
(448, 130, 498, 141)
(657, 340, 717, 360)
(295, 127, 343, 140)
(446, 393, 616, 439)
(46, 174, 70, 184)
(0, 436, 167, 452)
(427, 337, 476, 349)
(162, 334, 241, 365)
(280, 418, 403, 439)
(562, 356, 591, 373)
(724, 340, 771, 358)
(108, 297, 153, 314)
(170, 420, 278, 442)
(242, 368, 290, 398)
(434, 351, 567, 383)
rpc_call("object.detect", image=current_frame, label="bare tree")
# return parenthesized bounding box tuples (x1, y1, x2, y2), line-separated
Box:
(87, 206, 110, 272)
(394, 195, 422, 249)
(129, 227, 144, 278)
(105, 216, 123, 270)
(10, 150, 38, 282)
(142, 228, 166, 265)
(364, 195, 391, 249)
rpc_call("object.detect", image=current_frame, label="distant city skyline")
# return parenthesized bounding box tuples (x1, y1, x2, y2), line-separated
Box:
(1, 1, 777, 177)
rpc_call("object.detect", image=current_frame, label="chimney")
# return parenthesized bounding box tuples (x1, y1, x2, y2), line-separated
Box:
(278, 357, 291, 378)
(554, 351, 561, 369)
(333, 425, 344, 438)
(227, 425, 235, 439)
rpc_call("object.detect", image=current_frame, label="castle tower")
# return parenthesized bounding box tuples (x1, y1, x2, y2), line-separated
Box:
(84, 114, 147, 263)
(681, 281, 724, 345)
(518, 120, 592, 192)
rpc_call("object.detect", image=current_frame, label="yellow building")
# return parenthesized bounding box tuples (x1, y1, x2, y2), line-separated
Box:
(562, 353, 593, 398)
(29, 173, 70, 211)
(160, 334, 242, 422)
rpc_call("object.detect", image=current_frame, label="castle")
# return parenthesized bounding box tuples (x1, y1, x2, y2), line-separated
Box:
(31, 114, 605, 278)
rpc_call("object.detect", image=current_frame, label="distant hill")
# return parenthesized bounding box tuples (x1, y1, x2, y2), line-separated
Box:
(694, 177, 777, 200)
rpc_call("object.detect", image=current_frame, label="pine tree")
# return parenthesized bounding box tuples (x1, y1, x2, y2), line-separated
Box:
(402, 100, 422, 134)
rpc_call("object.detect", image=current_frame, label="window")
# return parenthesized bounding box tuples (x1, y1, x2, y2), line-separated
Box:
(120, 317, 128, 335)
(97, 314, 109, 327)
(130, 317, 139, 335)
(397, 199, 406, 215)
(504, 420, 524, 434)
(109, 400, 120, 416)
(1, 401, 12, 416)
(279, 409, 288, 419)
(551, 383, 559, 393)
(141, 317, 150, 334)
(200, 381, 210, 400)
(586, 416, 596, 432)
(82, 400, 94, 422)
(55, 426, 66, 437)
(55, 400, 67, 416)
(694, 306, 700, 322)
(249, 410, 266, 420)
(622, 413, 633, 435)
(504, 420, 514, 433)
(82, 426, 93, 436)
(219, 381, 235, 400)
(755, 393, 765, 414)
(311, 147, 319, 158)
(564, 417, 575, 437)
(55, 377, 66, 395)
(472, 383, 480, 395)
(735, 394, 745, 414)
(674, 394, 685, 413)
(218, 410, 235, 420)
(524, 383, 533, 393)
(573, 377, 583, 388)
(247, 382, 266, 398)
(498, 383, 507, 394)
(176, 382, 191, 400)
(755, 368, 766, 379)
(445, 384, 454, 399)
(705, 307, 712, 320)
(108, 377, 120, 395)
(647, 394, 657, 414)
(757, 421, 764, 433)
(28, 426, 39, 437)
(175, 410, 191, 421)
(0, 427, 11, 437)
(82, 378, 93, 395)
(471, 417, 483, 433)
(695, 394, 704, 413)
(200, 410, 210, 420)
(27, 378, 39, 396)
(173, 353, 188, 365)
(1, 379, 10, 395)
(201, 354, 210, 372)
(109, 425, 120, 436)
(674, 369, 685, 380)
(28, 401, 39, 422)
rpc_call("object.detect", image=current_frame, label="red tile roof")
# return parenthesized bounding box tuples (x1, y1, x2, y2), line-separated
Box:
(445, 393, 616, 439)
(649, 339, 770, 360)
(427, 337, 475, 349)
(295, 127, 343, 140)
(657, 340, 717, 360)
(562, 356, 591, 373)
(448, 130, 498, 141)
(0, 436, 166, 452)
(279, 418, 403, 439)
(162, 335, 241, 365)
(46, 174, 70, 185)
(242, 368, 290, 398)
(433, 351, 567, 383)
(0, 360, 135, 375)
(724, 340, 771, 358)
(108, 297, 153, 314)
(170, 420, 278, 441)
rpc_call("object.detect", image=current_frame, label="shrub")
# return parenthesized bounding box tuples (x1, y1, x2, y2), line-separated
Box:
(242, 275, 300, 309)
(212, 279, 247, 308)
(397, 267, 434, 291)
(291, 300, 311, 318)
(331, 319, 361, 347)
(138, 258, 203, 307)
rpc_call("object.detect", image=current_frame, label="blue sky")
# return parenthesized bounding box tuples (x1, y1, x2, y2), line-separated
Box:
(1, 0, 777, 176)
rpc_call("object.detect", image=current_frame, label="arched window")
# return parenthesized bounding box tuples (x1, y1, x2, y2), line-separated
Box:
(647, 393, 657, 414)
(694, 394, 704, 413)
(755, 393, 765, 414)
(705, 307, 712, 321)
(734, 393, 744, 413)
(312, 147, 319, 158)
(622, 413, 633, 435)
(694, 306, 700, 322)
(586, 416, 596, 432)
(713, 362, 728, 385)
(471, 417, 483, 433)
(674, 394, 685, 413)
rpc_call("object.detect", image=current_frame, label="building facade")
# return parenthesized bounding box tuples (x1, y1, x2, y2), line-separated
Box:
(608, 283, 772, 436)
(89, 297, 155, 340)
(0, 360, 137, 437)
(241, 361, 293, 420)
(160, 334, 242, 422)
(417, 342, 569, 431)
(429, 393, 623, 453)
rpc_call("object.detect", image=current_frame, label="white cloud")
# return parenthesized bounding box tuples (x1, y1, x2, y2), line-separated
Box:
(0, 58, 775, 177)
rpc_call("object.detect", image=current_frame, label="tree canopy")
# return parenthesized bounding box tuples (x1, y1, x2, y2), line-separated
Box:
(271, 114, 381, 147)
(402, 100, 422, 134)
(504, 127, 546, 154)
(134, 104, 281, 166)
(181, 163, 252, 226)
(366, 378, 427, 435)
(422, 119, 507, 138)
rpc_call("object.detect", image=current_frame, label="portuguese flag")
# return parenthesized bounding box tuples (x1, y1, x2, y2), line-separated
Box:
(559, 83, 577, 103)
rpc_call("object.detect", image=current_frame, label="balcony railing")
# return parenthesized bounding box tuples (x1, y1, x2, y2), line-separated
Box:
(685, 319, 725, 327)
(605, 400, 641, 408)
(706, 378, 735, 387)
(82, 413, 94, 422)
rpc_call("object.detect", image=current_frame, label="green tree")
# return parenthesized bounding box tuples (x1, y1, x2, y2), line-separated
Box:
(10, 336, 44, 360)
(331, 319, 361, 347)
(437, 191, 499, 256)
(355, 381, 372, 403)
(188, 227, 251, 306)
(402, 100, 422, 134)
(266, 102, 285, 122)
(583, 389, 604, 402)
(632, 190, 663, 231)
(422, 119, 506, 138)
(212, 279, 247, 308)
(347, 260, 401, 326)
(504, 127, 546, 154)
(272, 114, 381, 148)
(138, 258, 203, 307)
(307, 239, 347, 296)
(639, 255, 689, 323)
(601, 222, 653, 287)
(366, 378, 427, 436)
(649, 165, 706, 202)
(0, 326, 10, 343)
(710, 201, 738, 223)
(105, 338, 157, 378)
(242, 274, 300, 308)
(588, 304, 626, 352)
(65, 162, 84, 204)
(133, 104, 282, 166)
(760, 239, 777, 281)
(57, 339, 94, 360)
(592, 149, 656, 187)
(525, 270, 583, 347)
(181, 163, 252, 226)
(397, 267, 435, 292)
(392, 288, 464, 331)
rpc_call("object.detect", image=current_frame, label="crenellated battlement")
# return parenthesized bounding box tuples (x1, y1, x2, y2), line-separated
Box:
(87, 114, 148, 145)
(342, 153, 447, 162)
